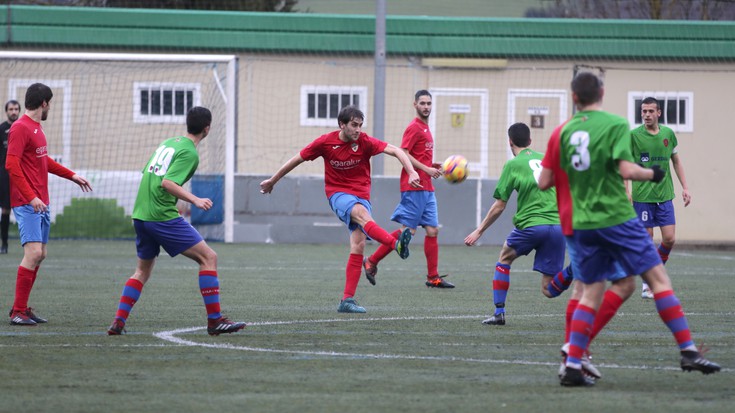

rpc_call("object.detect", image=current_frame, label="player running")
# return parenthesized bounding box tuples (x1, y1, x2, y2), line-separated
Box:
(107, 106, 245, 336)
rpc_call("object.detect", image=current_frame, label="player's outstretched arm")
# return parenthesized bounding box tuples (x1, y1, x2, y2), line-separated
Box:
(260, 154, 305, 194)
(47, 157, 92, 192)
(619, 160, 664, 182)
(402, 148, 441, 179)
(464, 199, 507, 246)
(162, 179, 212, 211)
(71, 174, 93, 193)
(384, 144, 421, 188)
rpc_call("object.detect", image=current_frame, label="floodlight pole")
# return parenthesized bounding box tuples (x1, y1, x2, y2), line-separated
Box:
(372, 0, 386, 174)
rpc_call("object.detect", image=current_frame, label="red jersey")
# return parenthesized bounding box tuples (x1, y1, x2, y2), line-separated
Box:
(300, 130, 388, 201)
(7, 114, 50, 206)
(541, 121, 573, 235)
(400, 117, 434, 192)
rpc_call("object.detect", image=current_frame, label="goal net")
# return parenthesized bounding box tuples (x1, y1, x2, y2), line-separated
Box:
(0, 51, 237, 242)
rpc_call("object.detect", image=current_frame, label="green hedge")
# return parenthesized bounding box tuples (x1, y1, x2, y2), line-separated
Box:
(53, 198, 135, 239)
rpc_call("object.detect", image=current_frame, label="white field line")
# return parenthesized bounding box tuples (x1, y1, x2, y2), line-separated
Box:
(151, 315, 734, 373)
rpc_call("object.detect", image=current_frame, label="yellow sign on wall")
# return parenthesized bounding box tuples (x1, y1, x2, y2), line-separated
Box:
(451, 113, 465, 128)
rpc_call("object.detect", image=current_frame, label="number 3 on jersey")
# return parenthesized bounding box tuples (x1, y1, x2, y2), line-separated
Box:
(570, 131, 590, 171)
(147, 145, 175, 176)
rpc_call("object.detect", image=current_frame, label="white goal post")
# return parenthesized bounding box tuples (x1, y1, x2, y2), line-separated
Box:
(0, 51, 238, 242)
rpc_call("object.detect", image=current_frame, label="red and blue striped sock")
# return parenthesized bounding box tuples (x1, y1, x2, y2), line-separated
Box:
(547, 265, 573, 297)
(342, 254, 363, 300)
(114, 278, 144, 323)
(492, 263, 510, 314)
(654, 290, 695, 351)
(567, 304, 596, 369)
(199, 270, 222, 320)
(564, 299, 580, 343)
(658, 243, 672, 264)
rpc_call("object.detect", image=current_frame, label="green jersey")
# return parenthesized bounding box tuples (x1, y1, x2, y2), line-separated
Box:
(493, 148, 559, 230)
(630, 124, 678, 202)
(543, 110, 637, 233)
(132, 136, 199, 222)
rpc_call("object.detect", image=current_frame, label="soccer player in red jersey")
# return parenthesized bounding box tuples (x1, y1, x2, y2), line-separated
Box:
(6, 83, 92, 326)
(363, 90, 455, 289)
(539, 72, 719, 386)
(260, 105, 421, 313)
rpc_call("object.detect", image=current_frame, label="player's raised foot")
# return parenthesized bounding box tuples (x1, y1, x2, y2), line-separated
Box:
(560, 343, 602, 379)
(337, 298, 367, 314)
(395, 228, 412, 259)
(680, 350, 721, 374)
(207, 316, 246, 336)
(482, 312, 505, 326)
(425, 275, 454, 289)
(641, 284, 654, 299)
(363, 257, 378, 286)
(25, 307, 47, 324)
(559, 367, 596, 387)
(9, 310, 37, 326)
(107, 319, 126, 335)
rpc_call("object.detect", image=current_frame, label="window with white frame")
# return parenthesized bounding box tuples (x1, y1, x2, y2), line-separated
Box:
(628, 92, 693, 133)
(134, 82, 200, 123)
(300, 85, 368, 127)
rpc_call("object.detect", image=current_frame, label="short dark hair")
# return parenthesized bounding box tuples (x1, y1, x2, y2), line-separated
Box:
(415, 89, 432, 101)
(508, 122, 531, 147)
(571, 72, 603, 107)
(5, 100, 20, 112)
(337, 105, 364, 127)
(186, 106, 212, 135)
(24, 83, 53, 110)
(641, 96, 660, 110)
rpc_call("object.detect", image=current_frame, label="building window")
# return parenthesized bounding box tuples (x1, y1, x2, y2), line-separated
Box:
(134, 82, 200, 123)
(300, 85, 368, 127)
(628, 92, 693, 133)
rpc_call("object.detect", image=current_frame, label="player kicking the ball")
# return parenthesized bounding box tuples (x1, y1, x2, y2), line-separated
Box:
(260, 105, 420, 313)
(107, 107, 245, 336)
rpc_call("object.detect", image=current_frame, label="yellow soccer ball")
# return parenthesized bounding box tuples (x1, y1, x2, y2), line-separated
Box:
(442, 155, 468, 184)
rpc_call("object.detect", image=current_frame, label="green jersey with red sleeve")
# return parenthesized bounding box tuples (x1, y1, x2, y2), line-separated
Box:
(542, 110, 636, 234)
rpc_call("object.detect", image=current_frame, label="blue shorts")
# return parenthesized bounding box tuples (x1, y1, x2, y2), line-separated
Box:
(134, 217, 203, 259)
(506, 225, 565, 276)
(13, 204, 51, 245)
(391, 191, 439, 229)
(633, 200, 676, 228)
(565, 218, 662, 284)
(328, 192, 372, 233)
